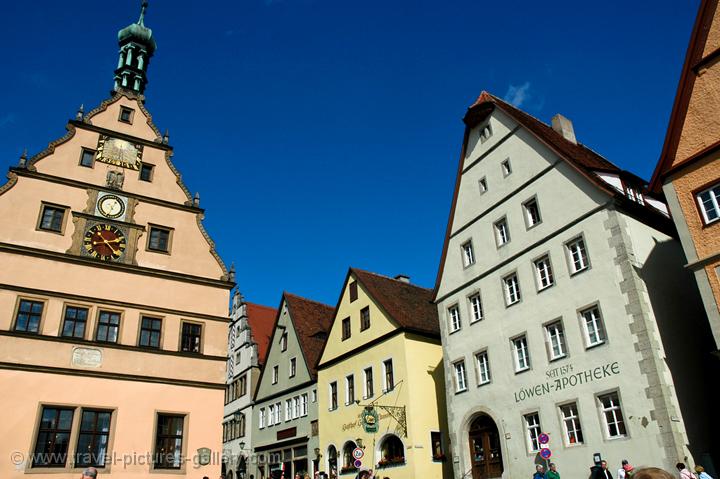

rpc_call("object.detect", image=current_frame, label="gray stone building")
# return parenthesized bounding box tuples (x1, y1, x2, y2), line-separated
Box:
(251, 293, 334, 479)
(223, 291, 276, 479)
(433, 92, 715, 479)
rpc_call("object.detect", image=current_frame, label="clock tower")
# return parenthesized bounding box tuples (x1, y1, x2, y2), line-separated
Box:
(0, 3, 232, 478)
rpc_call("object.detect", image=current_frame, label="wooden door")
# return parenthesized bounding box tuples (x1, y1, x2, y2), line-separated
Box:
(469, 416, 503, 479)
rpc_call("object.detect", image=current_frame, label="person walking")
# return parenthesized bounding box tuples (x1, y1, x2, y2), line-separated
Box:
(533, 464, 546, 479)
(619, 460, 636, 479)
(676, 463, 697, 479)
(592, 461, 614, 479)
(547, 462, 560, 479)
(695, 466, 714, 479)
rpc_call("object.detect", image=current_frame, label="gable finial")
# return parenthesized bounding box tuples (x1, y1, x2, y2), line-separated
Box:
(76, 104, 84, 121)
(138, 1, 149, 26)
(18, 148, 28, 168)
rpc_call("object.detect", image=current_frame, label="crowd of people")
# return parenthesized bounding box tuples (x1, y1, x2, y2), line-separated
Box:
(529, 459, 715, 479)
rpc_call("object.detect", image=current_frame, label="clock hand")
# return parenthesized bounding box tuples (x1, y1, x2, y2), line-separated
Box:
(98, 238, 120, 254)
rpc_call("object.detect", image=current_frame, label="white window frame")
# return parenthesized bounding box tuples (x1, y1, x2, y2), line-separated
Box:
(494, 217, 510, 247)
(534, 254, 554, 291)
(289, 357, 297, 378)
(468, 293, 483, 323)
(267, 404, 275, 427)
(448, 304, 461, 333)
(285, 399, 291, 422)
(301, 393, 308, 416)
(293, 396, 299, 418)
(274, 402, 281, 424)
(559, 402, 584, 446)
(345, 374, 355, 406)
(280, 332, 288, 352)
(545, 320, 567, 360)
(503, 273, 521, 306)
(461, 240, 475, 267)
(598, 391, 627, 439)
(523, 197, 542, 228)
(479, 177, 488, 195)
(697, 183, 720, 224)
(475, 350, 491, 385)
(566, 236, 590, 274)
(311, 389, 317, 403)
(453, 360, 467, 393)
(272, 365, 279, 384)
(259, 408, 266, 429)
(524, 412, 541, 452)
(580, 305, 607, 348)
(512, 335, 530, 372)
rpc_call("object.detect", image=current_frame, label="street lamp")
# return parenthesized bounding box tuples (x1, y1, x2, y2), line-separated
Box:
(356, 438, 365, 449)
(239, 441, 246, 450)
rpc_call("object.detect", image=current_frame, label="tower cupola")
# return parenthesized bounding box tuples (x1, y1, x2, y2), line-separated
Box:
(114, 1, 157, 94)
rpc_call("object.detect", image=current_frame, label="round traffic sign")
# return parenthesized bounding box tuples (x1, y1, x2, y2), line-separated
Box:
(353, 448, 364, 460)
(538, 433, 549, 445)
(354, 459, 363, 468)
(540, 448, 552, 460)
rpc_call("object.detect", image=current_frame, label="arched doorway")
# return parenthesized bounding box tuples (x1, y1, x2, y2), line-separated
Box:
(327, 445, 338, 478)
(468, 414, 503, 479)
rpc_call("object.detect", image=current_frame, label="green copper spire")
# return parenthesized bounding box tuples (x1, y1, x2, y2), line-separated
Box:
(138, 0, 148, 26)
(114, 1, 157, 94)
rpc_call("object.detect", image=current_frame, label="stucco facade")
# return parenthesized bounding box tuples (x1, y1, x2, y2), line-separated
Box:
(435, 94, 715, 479)
(0, 6, 232, 478)
(251, 294, 334, 479)
(651, 0, 720, 353)
(223, 292, 276, 479)
(317, 269, 451, 479)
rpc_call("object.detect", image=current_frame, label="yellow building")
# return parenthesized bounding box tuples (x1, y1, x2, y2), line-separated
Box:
(317, 269, 450, 479)
(0, 4, 232, 478)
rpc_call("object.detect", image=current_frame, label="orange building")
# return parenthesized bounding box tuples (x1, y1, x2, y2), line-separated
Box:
(650, 0, 720, 353)
(0, 3, 232, 478)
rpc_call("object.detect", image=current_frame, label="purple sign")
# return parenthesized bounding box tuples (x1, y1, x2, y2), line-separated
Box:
(539, 433, 549, 445)
(540, 448, 552, 460)
(354, 460, 362, 468)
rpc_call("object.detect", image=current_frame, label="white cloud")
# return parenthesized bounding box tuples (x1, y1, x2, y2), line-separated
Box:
(504, 82, 531, 107)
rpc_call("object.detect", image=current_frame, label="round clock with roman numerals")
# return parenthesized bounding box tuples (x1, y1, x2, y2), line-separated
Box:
(83, 224, 126, 261)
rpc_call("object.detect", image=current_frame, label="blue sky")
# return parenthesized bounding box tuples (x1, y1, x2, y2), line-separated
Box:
(0, 1, 700, 307)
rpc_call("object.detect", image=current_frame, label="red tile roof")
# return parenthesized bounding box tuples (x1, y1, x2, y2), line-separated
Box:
(432, 91, 674, 298)
(246, 302, 277, 366)
(284, 293, 335, 378)
(352, 268, 439, 337)
(649, 0, 719, 191)
(469, 91, 620, 176)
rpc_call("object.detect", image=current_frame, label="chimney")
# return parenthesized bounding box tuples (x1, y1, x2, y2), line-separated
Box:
(394, 274, 410, 284)
(551, 114, 577, 144)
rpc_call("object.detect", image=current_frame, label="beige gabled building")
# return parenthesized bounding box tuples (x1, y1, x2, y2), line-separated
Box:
(0, 4, 232, 478)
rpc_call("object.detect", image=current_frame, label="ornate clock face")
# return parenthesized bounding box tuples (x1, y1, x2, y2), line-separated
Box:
(83, 224, 126, 261)
(97, 194, 126, 219)
(96, 136, 143, 170)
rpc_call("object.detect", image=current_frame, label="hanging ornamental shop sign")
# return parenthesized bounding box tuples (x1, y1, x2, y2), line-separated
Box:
(361, 407, 379, 433)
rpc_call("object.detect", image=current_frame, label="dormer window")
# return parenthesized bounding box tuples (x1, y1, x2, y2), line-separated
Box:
(501, 159, 512, 176)
(480, 124, 492, 143)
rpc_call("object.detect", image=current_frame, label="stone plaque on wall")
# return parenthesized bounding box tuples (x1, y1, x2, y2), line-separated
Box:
(72, 347, 103, 368)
